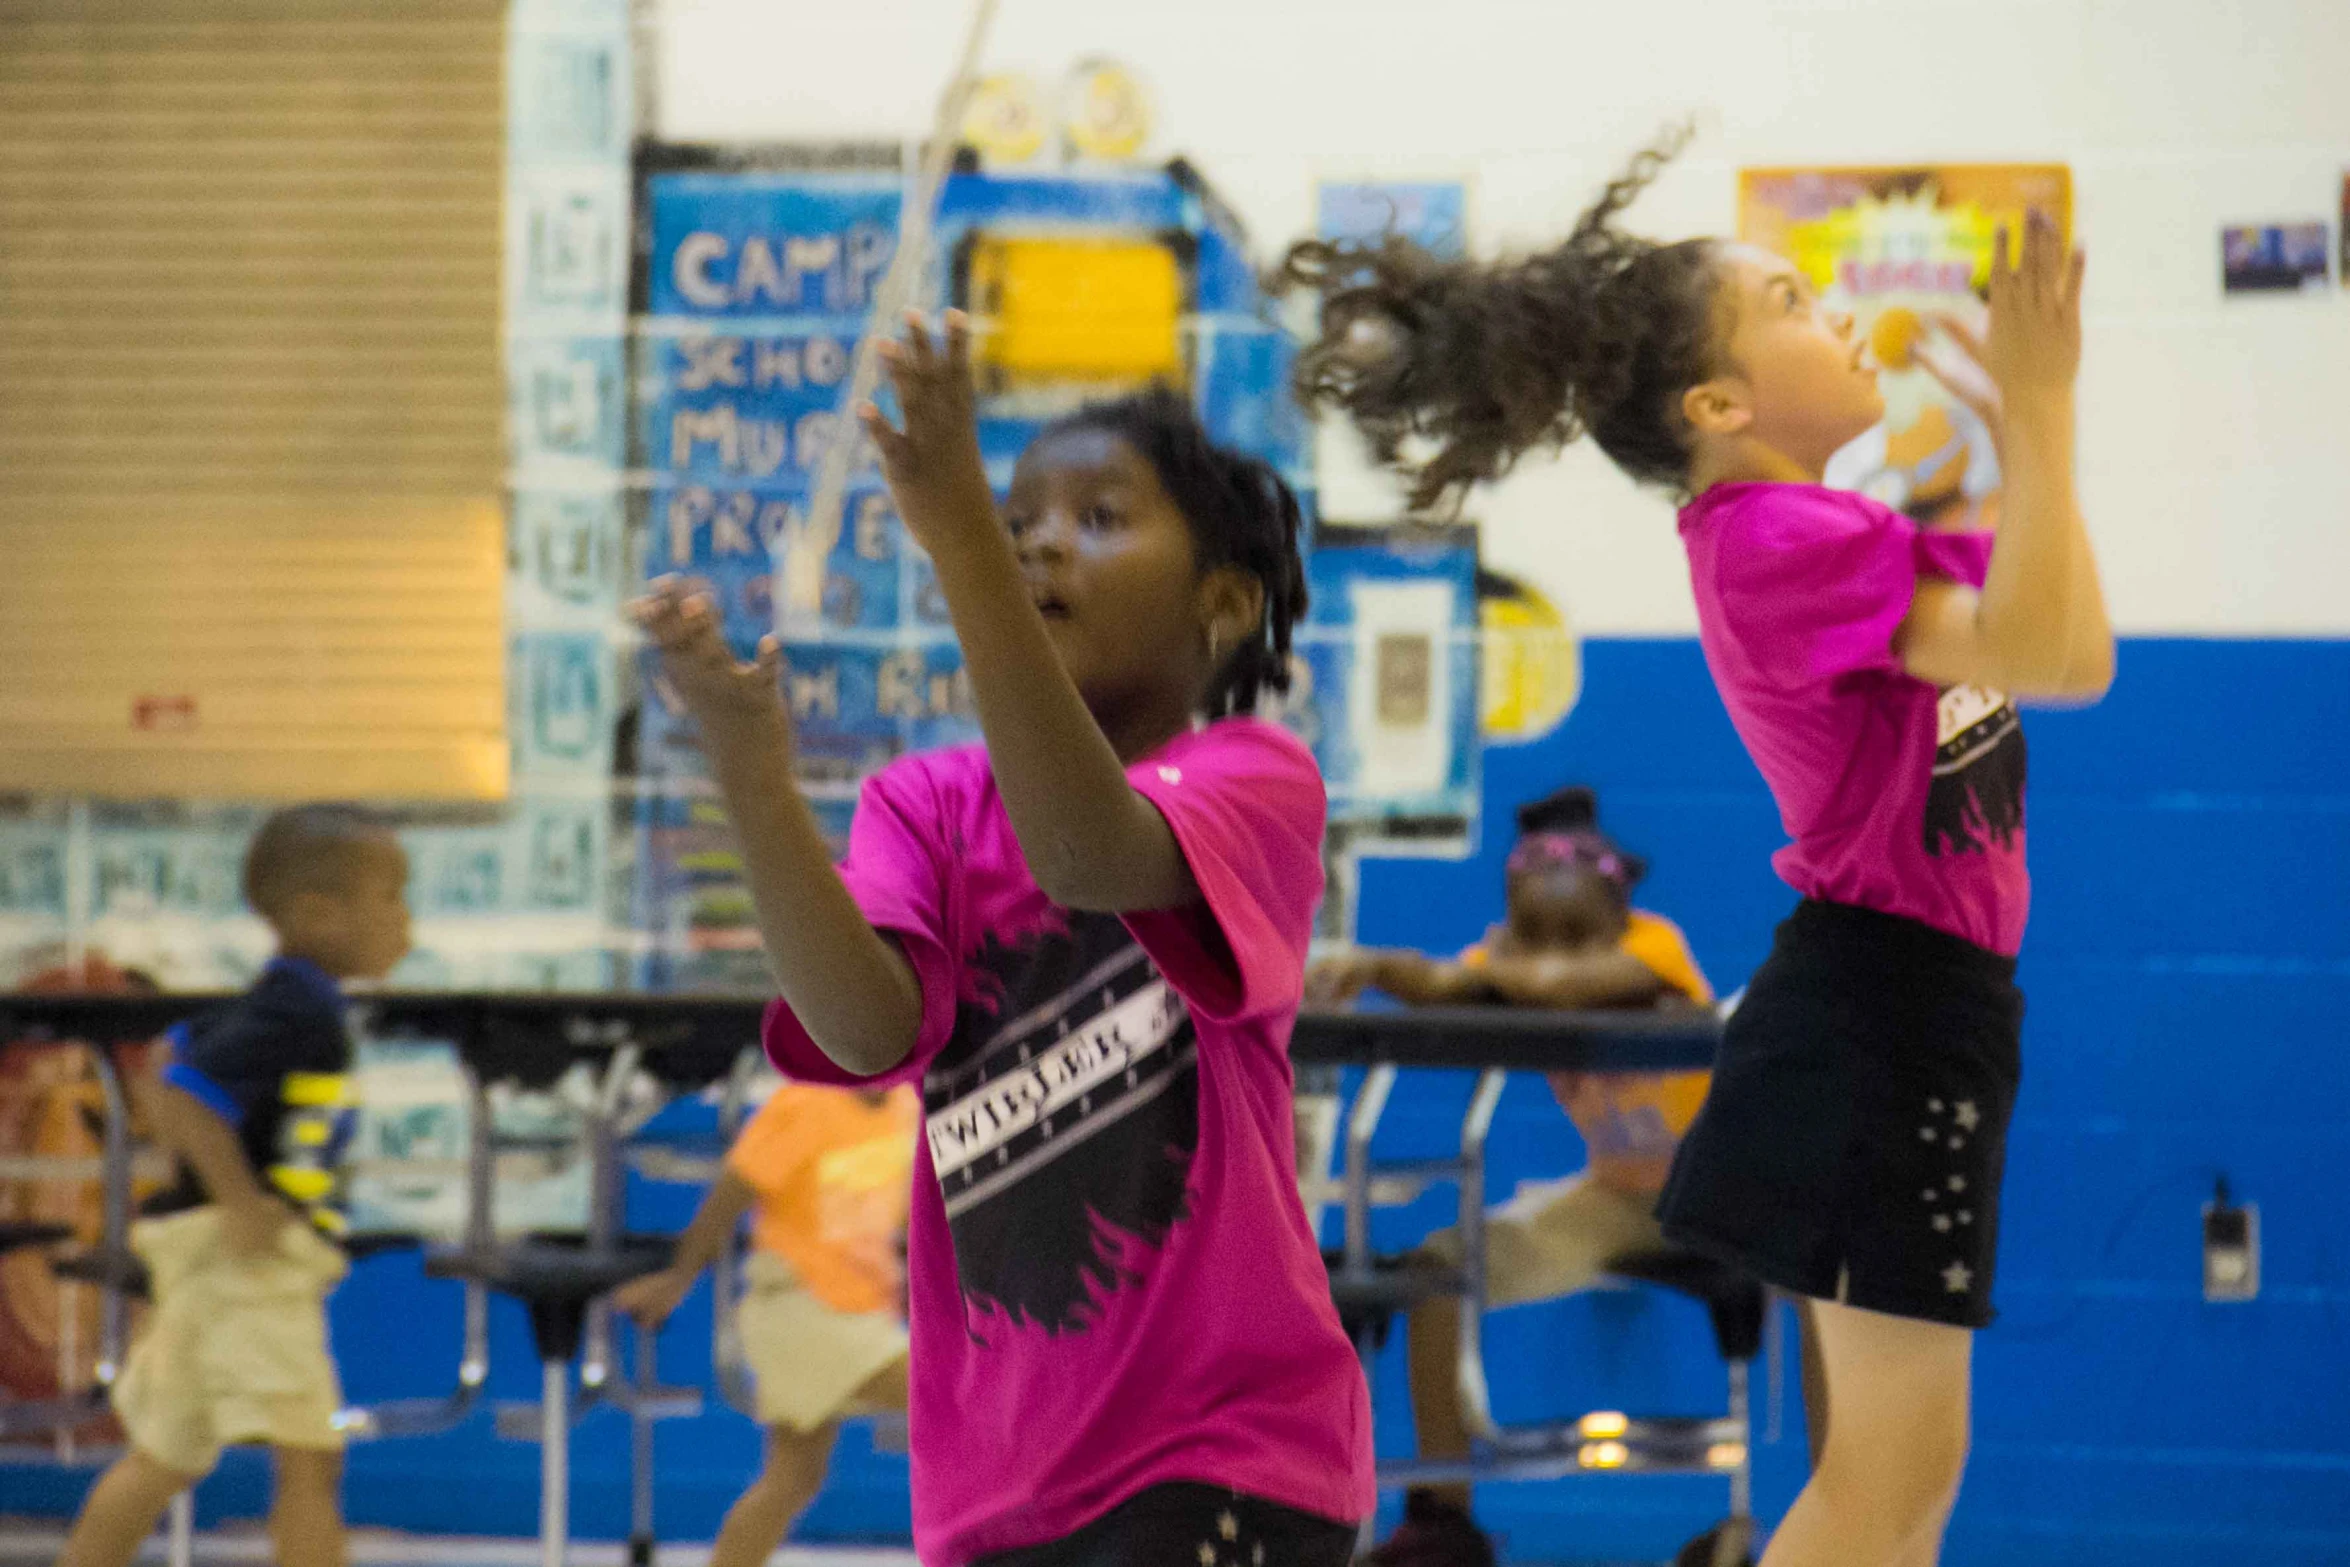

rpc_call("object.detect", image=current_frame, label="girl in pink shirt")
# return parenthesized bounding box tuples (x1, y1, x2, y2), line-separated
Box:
(632, 317, 1372, 1567)
(1277, 133, 2112, 1567)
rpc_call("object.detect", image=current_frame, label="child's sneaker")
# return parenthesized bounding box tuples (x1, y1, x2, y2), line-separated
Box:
(1356, 1489, 1496, 1567)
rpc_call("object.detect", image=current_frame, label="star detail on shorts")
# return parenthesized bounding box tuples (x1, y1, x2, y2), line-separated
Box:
(1953, 1100, 1980, 1132)
(1219, 1512, 1239, 1542)
(1942, 1261, 1973, 1294)
(1197, 1545, 1217, 1567)
(1933, 1214, 1952, 1232)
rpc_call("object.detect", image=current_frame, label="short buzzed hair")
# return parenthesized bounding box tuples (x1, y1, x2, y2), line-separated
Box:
(241, 804, 395, 920)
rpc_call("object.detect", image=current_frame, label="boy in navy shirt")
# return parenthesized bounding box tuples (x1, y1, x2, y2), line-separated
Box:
(60, 806, 410, 1567)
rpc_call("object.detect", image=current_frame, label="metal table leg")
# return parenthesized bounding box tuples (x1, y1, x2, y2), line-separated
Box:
(540, 1360, 569, 1567)
(91, 1048, 132, 1387)
(1454, 1069, 1507, 1446)
(165, 1490, 192, 1567)
(629, 1330, 658, 1567)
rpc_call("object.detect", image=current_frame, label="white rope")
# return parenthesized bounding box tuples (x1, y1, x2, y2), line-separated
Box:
(777, 0, 1003, 639)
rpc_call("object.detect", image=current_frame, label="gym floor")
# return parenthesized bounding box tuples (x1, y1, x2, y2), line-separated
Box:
(0, 1522, 1677, 1567)
(0, 1530, 917, 1567)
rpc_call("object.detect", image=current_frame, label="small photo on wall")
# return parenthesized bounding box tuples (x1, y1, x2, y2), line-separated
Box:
(1317, 180, 1469, 260)
(2221, 222, 2330, 293)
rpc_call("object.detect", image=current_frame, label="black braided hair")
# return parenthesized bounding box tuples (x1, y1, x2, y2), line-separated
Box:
(1272, 125, 1725, 509)
(1515, 784, 1601, 837)
(1041, 387, 1309, 719)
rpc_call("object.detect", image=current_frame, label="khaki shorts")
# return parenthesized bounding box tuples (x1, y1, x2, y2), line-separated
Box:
(112, 1208, 347, 1478)
(1425, 1173, 1665, 1308)
(734, 1251, 907, 1434)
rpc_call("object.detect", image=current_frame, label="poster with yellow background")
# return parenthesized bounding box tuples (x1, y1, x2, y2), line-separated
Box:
(1738, 165, 2071, 523)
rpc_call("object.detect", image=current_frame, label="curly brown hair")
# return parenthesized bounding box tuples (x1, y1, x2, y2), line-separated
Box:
(1273, 126, 1725, 510)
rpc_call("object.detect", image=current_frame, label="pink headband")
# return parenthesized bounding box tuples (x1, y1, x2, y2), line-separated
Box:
(1505, 831, 1632, 892)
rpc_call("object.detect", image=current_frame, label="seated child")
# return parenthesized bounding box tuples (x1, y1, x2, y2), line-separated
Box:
(616, 1080, 918, 1567)
(60, 805, 412, 1567)
(1307, 787, 1712, 1567)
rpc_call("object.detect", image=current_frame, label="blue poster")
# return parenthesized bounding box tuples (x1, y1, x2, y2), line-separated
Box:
(646, 176, 900, 320)
(629, 160, 1439, 976)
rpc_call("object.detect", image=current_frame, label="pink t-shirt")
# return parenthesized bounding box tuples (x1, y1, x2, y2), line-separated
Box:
(1679, 482, 2030, 955)
(763, 717, 1374, 1565)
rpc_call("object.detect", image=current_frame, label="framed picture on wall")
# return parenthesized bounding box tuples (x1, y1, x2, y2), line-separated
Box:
(1315, 179, 1470, 259)
(1738, 164, 2070, 524)
(2221, 222, 2331, 294)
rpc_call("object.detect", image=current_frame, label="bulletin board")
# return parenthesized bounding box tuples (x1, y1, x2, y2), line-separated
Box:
(628, 154, 1350, 986)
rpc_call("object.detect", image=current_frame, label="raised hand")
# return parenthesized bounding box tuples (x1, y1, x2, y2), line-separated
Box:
(1982, 209, 2084, 406)
(857, 310, 1000, 555)
(627, 575, 789, 737)
(1918, 308, 2004, 454)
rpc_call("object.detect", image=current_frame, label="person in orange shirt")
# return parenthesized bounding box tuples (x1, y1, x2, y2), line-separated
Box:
(1307, 787, 1713, 1567)
(616, 1082, 917, 1567)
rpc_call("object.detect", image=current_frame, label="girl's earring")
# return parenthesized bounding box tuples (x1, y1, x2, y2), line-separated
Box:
(1208, 627, 1224, 667)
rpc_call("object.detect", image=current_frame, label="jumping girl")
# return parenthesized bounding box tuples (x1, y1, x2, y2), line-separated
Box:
(1278, 134, 2112, 1567)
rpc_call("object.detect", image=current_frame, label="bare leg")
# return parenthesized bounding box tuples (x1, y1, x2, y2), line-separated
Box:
(1797, 1298, 1830, 1471)
(1894, 1491, 1961, 1567)
(1758, 1299, 1971, 1567)
(856, 1355, 908, 1414)
(709, 1424, 837, 1567)
(269, 1447, 347, 1567)
(57, 1451, 202, 1567)
(709, 1360, 905, 1567)
(1402, 1295, 1476, 1511)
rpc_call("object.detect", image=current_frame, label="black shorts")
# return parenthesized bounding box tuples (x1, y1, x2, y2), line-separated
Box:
(971, 1483, 1357, 1567)
(1658, 899, 2023, 1329)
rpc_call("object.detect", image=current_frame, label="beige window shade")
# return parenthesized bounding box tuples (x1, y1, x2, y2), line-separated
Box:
(0, 0, 508, 802)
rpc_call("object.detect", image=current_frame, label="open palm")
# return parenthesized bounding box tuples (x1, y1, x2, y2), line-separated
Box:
(628, 575, 789, 731)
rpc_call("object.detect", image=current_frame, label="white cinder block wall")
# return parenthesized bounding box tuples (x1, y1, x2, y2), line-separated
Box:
(653, 0, 2350, 634)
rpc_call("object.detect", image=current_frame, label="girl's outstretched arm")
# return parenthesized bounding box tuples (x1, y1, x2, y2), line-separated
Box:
(858, 312, 1197, 914)
(610, 1168, 756, 1330)
(1307, 949, 1492, 1007)
(630, 580, 920, 1075)
(138, 1076, 284, 1256)
(1476, 949, 1673, 1010)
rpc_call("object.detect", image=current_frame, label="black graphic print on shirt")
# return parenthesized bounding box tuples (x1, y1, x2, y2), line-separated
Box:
(1924, 685, 2027, 856)
(922, 910, 1199, 1338)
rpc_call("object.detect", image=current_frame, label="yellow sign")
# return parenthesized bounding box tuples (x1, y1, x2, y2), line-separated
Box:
(964, 234, 1185, 386)
(1739, 165, 2071, 521)
(1478, 571, 1579, 743)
